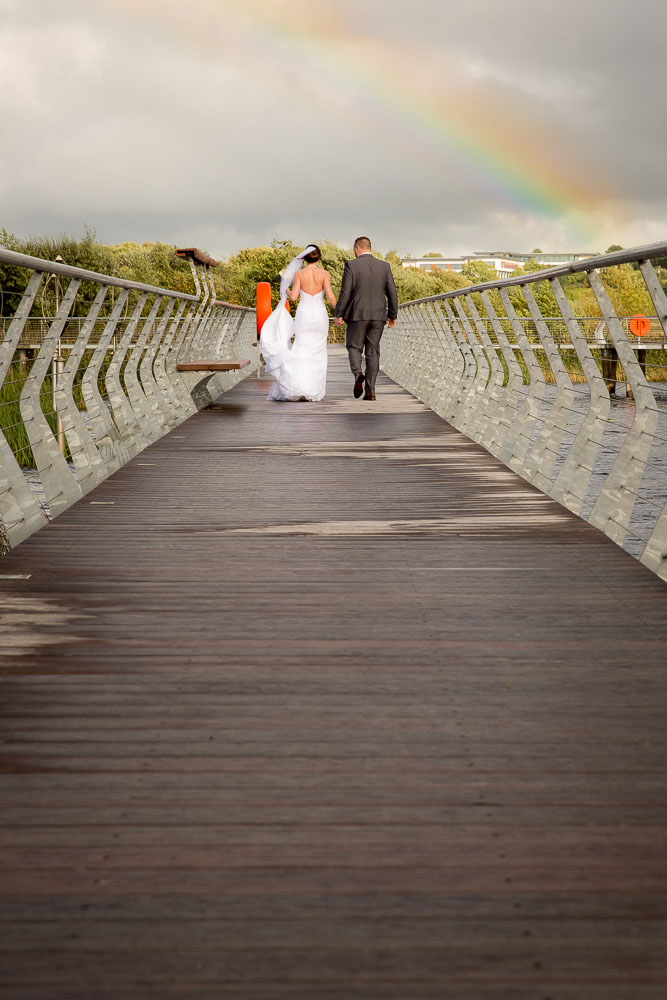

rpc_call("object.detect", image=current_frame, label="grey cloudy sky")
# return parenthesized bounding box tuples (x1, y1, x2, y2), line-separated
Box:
(1, 0, 665, 258)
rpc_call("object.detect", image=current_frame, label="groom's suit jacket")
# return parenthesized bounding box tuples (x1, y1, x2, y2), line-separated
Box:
(334, 254, 398, 324)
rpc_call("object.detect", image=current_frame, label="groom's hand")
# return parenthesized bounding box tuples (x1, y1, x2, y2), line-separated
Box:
(334, 317, 344, 326)
(387, 319, 396, 328)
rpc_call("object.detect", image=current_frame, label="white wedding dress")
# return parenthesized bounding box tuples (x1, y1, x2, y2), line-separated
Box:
(259, 246, 329, 402)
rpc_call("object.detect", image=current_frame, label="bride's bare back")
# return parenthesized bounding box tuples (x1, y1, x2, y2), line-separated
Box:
(289, 263, 337, 308)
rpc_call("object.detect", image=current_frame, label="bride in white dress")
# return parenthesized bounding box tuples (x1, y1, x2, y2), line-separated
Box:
(259, 245, 337, 402)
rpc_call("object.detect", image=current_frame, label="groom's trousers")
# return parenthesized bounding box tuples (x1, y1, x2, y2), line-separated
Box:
(345, 320, 384, 393)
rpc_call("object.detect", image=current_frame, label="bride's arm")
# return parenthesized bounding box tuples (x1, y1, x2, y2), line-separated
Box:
(286, 272, 301, 301)
(323, 270, 337, 308)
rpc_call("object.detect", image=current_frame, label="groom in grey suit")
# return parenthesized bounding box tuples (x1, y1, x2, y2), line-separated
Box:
(334, 236, 398, 401)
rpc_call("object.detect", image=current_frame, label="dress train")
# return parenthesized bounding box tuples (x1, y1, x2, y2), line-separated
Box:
(260, 290, 329, 402)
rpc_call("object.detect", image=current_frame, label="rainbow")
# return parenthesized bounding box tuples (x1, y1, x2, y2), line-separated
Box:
(113, 0, 613, 242)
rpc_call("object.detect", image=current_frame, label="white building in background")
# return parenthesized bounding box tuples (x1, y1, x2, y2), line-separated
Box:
(401, 250, 597, 280)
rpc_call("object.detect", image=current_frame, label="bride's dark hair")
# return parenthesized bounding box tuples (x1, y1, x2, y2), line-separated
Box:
(303, 245, 322, 264)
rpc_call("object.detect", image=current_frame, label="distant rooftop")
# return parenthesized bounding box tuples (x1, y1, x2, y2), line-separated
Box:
(477, 251, 597, 261)
(402, 251, 597, 261)
(400, 250, 598, 277)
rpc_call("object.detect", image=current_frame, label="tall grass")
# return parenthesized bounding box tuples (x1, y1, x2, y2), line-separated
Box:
(0, 363, 42, 467)
(0, 356, 111, 468)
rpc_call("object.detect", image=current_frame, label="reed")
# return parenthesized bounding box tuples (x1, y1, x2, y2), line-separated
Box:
(0, 363, 37, 467)
(0, 361, 100, 468)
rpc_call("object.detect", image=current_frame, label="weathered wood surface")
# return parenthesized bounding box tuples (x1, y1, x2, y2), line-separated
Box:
(1, 346, 666, 998)
(176, 360, 250, 371)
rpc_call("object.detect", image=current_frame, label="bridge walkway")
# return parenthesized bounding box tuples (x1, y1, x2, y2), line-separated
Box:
(1, 346, 666, 997)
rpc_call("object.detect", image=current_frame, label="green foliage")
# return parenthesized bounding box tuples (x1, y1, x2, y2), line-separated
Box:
(391, 263, 467, 303)
(600, 262, 654, 316)
(0, 363, 31, 465)
(0, 228, 196, 318)
(214, 240, 298, 307)
(318, 242, 352, 296)
(0, 363, 75, 467)
(461, 260, 497, 285)
(213, 240, 467, 308)
(0, 229, 659, 323)
(511, 259, 561, 317)
(483, 260, 599, 320)
(111, 241, 194, 296)
(458, 261, 502, 317)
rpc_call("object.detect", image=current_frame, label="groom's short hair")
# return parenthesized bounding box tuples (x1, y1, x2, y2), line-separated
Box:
(354, 237, 372, 252)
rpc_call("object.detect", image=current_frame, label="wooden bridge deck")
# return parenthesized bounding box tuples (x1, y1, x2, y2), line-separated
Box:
(1, 346, 667, 998)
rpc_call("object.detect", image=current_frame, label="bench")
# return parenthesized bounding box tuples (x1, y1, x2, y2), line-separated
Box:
(176, 360, 252, 409)
(176, 361, 251, 372)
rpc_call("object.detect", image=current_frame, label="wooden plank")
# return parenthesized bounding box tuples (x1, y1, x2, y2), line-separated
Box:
(1, 346, 666, 997)
(174, 247, 218, 267)
(176, 360, 250, 371)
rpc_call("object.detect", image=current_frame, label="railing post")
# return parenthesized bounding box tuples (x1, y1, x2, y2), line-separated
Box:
(0, 272, 47, 546)
(548, 276, 611, 517)
(442, 300, 476, 413)
(123, 294, 164, 443)
(586, 268, 659, 545)
(104, 292, 149, 458)
(451, 297, 489, 441)
(80, 287, 129, 470)
(424, 302, 460, 422)
(140, 297, 176, 426)
(497, 287, 547, 476)
(154, 299, 192, 422)
(19, 277, 82, 517)
(600, 346, 618, 394)
(481, 290, 525, 461)
(57, 284, 109, 493)
(51, 351, 65, 455)
(519, 283, 576, 493)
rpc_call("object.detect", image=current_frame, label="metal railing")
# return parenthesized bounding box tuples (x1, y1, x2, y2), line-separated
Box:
(0, 247, 256, 551)
(382, 240, 667, 582)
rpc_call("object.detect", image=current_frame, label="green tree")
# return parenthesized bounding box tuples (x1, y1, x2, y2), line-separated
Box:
(461, 260, 497, 285)
(390, 261, 466, 303)
(213, 241, 298, 307)
(600, 262, 654, 316)
(0, 229, 196, 316)
(515, 259, 560, 316)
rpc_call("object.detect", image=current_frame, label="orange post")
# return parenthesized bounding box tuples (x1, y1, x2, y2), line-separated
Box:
(256, 282, 272, 339)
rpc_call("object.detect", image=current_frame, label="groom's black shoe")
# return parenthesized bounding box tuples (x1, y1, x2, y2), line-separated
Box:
(353, 371, 365, 398)
(364, 390, 376, 401)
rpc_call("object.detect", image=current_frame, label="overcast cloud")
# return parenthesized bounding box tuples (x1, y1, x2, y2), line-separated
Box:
(1, 0, 665, 258)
